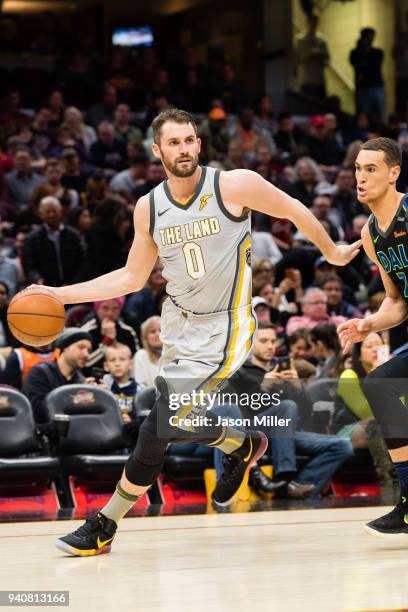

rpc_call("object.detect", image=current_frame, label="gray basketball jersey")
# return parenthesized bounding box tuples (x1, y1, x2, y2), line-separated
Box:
(149, 166, 252, 314)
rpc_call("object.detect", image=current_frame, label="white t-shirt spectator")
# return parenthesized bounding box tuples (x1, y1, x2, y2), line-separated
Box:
(134, 349, 160, 388)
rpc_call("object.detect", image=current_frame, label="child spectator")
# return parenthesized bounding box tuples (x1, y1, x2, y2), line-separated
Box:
(103, 343, 137, 423)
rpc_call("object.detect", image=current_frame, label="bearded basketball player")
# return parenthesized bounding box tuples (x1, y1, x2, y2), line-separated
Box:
(38, 108, 360, 556)
(338, 137, 408, 538)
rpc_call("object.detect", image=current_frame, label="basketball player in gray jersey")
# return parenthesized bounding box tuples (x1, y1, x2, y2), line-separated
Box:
(47, 108, 360, 556)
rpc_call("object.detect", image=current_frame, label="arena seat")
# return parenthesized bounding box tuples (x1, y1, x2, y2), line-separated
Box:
(45, 385, 130, 505)
(0, 387, 58, 487)
(305, 378, 339, 431)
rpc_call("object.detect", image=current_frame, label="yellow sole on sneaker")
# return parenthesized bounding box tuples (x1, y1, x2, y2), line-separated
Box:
(55, 539, 112, 557)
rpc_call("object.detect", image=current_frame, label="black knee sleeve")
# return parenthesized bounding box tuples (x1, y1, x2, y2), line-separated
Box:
(124, 425, 168, 487)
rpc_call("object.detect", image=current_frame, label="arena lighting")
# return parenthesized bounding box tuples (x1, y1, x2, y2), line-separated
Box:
(2, 0, 76, 13)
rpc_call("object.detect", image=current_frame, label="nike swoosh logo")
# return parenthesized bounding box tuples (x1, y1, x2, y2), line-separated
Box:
(243, 436, 253, 462)
(97, 536, 113, 549)
(373, 235, 379, 244)
(158, 208, 171, 217)
(404, 513, 408, 525)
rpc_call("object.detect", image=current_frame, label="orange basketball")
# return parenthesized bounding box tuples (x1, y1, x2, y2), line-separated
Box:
(7, 289, 65, 347)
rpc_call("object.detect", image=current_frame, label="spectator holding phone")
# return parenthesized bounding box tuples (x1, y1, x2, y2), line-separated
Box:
(222, 323, 353, 497)
(335, 333, 396, 495)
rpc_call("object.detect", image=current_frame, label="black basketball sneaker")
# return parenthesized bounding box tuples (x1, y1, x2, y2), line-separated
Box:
(55, 512, 117, 556)
(365, 493, 408, 538)
(212, 431, 268, 506)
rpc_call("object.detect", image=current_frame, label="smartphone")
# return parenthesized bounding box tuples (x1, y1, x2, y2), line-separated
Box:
(277, 356, 291, 372)
(376, 345, 390, 364)
(90, 367, 106, 383)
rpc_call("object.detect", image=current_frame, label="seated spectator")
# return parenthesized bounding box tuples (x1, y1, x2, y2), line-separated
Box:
(254, 95, 277, 138)
(286, 288, 347, 336)
(309, 323, 342, 378)
(77, 197, 130, 279)
(86, 83, 118, 129)
(124, 259, 167, 334)
(30, 107, 53, 157)
(230, 108, 275, 164)
(198, 107, 230, 162)
(288, 329, 313, 361)
(109, 154, 148, 201)
(22, 328, 93, 423)
(81, 297, 137, 370)
(43, 158, 79, 220)
(336, 333, 396, 494)
(253, 272, 302, 324)
(103, 343, 137, 423)
(222, 323, 353, 497)
(60, 148, 90, 195)
(332, 167, 359, 228)
(295, 193, 342, 242)
(67, 207, 93, 239)
(17, 183, 54, 228)
(319, 273, 362, 318)
(252, 230, 282, 266)
(23, 196, 85, 286)
(0, 89, 30, 140)
(305, 115, 344, 174)
(90, 121, 127, 177)
(291, 156, 323, 207)
(80, 172, 108, 212)
(0, 237, 22, 297)
(131, 161, 166, 201)
(253, 296, 272, 324)
(274, 112, 305, 158)
(113, 103, 143, 147)
(0, 280, 15, 347)
(4, 146, 46, 209)
(46, 124, 87, 161)
(134, 316, 162, 388)
(223, 139, 248, 171)
(64, 106, 97, 154)
(47, 90, 65, 124)
(0, 343, 59, 389)
(252, 258, 275, 287)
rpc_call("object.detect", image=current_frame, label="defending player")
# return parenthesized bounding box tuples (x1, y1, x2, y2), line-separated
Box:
(46, 108, 360, 555)
(338, 137, 408, 538)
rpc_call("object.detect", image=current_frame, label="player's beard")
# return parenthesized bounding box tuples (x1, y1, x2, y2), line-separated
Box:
(160, 151, 199, 178)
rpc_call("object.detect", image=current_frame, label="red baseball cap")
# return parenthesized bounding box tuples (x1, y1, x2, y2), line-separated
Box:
(310, 115, 325, 128)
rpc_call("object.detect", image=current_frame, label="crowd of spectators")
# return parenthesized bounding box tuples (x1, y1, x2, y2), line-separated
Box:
(0, 38, 407, 500)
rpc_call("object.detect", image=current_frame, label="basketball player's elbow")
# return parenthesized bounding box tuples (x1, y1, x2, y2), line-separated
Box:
(122, 265, 144, 294)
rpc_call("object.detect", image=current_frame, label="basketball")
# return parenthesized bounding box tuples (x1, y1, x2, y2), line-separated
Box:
(7, 289, 65, 347)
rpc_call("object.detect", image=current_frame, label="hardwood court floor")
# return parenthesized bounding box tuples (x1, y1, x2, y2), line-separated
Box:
(0, 506, 408, 612)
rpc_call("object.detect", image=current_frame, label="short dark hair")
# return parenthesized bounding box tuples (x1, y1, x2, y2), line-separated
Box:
(152, 107, 198, 145)
(287, 328, 311, 347)
(257, 322, 276, 332)
(359, 137, 401, 167)
(309, 323, 340, 352)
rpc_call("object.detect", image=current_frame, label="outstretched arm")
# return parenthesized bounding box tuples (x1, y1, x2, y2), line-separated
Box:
(221, 169, 361, 266)
(338, 223, 408, 352)
(37, 196, 158, 305)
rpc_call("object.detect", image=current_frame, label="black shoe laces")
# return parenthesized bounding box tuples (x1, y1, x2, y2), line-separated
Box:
(72, 514, 103, 538)
(220, 453, 243, 485)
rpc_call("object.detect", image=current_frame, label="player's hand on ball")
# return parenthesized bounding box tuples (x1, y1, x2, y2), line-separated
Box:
(325, 240, 362, 266)
(337, 318, 372, 354)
